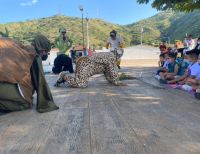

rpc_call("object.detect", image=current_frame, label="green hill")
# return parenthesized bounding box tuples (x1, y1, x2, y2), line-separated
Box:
(0, 15, 132, 49)
(0, 11, 200, 48)
(127, 11, 200, 45)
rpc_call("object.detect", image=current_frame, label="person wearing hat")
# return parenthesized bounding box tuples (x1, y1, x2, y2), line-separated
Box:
(55, 28, 73, 55)
(52, 28, 74, 74)
(106, 30, 124, 69)
(0, 35, 59, 113)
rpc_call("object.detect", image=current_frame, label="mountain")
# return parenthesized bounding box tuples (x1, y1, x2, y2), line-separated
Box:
(0, 15, 132, 49)
(0, 11, 200, 48)
(126, 11, 200, 45)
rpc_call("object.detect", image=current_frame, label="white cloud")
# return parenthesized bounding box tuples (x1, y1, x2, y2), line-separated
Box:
(20, 0, 38, 6)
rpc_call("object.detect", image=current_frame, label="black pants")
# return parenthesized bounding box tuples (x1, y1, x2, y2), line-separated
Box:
(52, 54, 74, 74)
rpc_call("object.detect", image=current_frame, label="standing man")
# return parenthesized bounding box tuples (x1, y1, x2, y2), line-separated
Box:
(55, 28, 73, 56)
(106, 30, 124, 69)
(53, 28, 74, 74)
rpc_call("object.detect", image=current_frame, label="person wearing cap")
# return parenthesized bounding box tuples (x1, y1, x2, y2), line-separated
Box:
(53, 28, 74, 74)
(55, 28, 73, 55)
(0, 35, 59, 113)
(106, 30, 124, 69)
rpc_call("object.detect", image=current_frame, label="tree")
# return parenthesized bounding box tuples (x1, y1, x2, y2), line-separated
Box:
(0, 27, 9, 37)
(137, 0, 200, 12)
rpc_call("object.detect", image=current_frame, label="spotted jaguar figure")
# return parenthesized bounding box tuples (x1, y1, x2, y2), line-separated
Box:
(55, 49, 125, 88)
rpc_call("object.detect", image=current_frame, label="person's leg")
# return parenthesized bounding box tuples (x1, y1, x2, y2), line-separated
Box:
(159, 72, 165, 80)
(31, 56, 59, 113)
(52, 65, 62, 74)
(63, 57, 74, 73)
(165, 74, 175, 81)
(104, 62, 120, 86)
(117, 60, 121, 69)
(0, 83, 31, 112)
(55, 57, 90, 88)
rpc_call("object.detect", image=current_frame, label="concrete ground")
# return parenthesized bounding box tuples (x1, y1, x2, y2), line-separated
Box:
(1, 65, 200, 154)
(1, 46, 200, 154)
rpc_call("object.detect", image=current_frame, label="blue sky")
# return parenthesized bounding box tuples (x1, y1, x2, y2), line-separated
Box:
(0, 0, 158, 25)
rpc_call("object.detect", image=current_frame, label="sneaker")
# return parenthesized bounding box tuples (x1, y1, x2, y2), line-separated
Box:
(154, 75, 160, 80)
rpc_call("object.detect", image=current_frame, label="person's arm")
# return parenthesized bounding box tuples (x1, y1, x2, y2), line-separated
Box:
(186, 78, 198, 85)
(119, 38, 124, 48)
(106, 43, 110, 49)
(106, 38, 110, 49)
(174, 70, 188, 82)
(165, 64, 179, 76)
(158, 61, 161, 67)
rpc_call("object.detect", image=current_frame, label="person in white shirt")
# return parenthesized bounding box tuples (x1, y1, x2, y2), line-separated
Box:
(183, 35, 196, 55)
(106, 30, 123, 50)
(106, 30, 124, 69)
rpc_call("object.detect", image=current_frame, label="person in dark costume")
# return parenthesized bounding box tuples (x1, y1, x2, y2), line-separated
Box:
(52, 54, 74, 74)
(0, 35, 59, 113)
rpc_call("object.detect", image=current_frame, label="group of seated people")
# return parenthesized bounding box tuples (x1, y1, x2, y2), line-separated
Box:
(155, 37, 200, 100)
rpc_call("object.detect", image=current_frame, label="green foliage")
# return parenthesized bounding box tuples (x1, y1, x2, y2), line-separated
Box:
(0, 15, 131, 49)
(0, 11, 199, 47)
(127, 10, 200, 44)
(137, 0, 200, 12)
(0, 27, 9, 37)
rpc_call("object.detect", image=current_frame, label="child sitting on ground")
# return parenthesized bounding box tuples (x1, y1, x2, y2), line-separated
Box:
(180, 52, 200, 98)
(159, 52, 179, 83)
(158, 53, 165, 67)
(169, 50, 200, 86)
(155, 54, 169, 80)
(167, 54, 190, 84)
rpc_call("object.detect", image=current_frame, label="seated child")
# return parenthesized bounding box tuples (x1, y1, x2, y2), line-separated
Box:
(169, 49, 200, 85)
(167, 54, 190, 84)
(159, 52, 179, 83)
(158, 53, 165, 67)
(182, 53, 200, 98)
(155, 54, 169, 80)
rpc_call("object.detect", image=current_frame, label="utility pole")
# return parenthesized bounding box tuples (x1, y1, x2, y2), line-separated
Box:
(141, 27, 143, 45)
(86, 16, 90, 49)
(79, 5, 85, 49)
